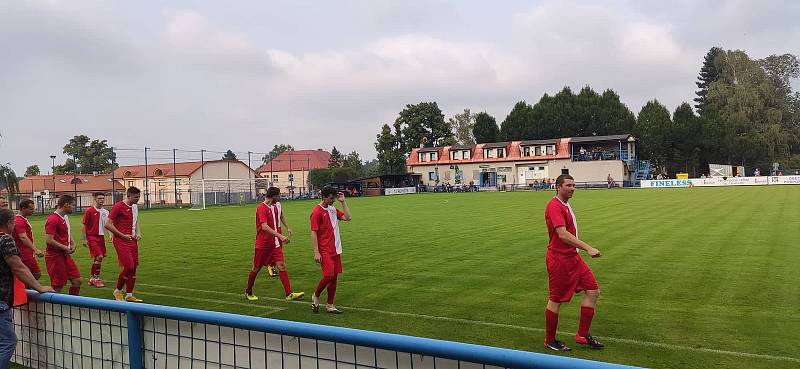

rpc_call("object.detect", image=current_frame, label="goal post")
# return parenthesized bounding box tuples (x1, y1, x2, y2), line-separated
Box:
(189, 178, 269, 210)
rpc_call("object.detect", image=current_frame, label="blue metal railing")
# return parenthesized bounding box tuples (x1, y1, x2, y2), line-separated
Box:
(21, 291, 642, 369)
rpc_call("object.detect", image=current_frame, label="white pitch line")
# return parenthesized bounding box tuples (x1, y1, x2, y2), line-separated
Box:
(132, 290, 286, 315)
(138, 283, 800, 364)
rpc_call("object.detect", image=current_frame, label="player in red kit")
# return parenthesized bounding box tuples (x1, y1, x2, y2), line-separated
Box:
(12, 199, 44, 280)
(310, 186, 352, 314)
(543, 174, 604, 351)
(82, 193, 109, 288)
(44, 195, 82, 295)
(245, 187, 304, 301)
(105, 187, 143, 302)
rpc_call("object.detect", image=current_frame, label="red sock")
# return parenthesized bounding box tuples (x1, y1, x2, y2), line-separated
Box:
(326, 275, 338, 305)
(578, 306, 595, 337)
(246, 271, 258, 295)
(315, 276, 332, 297)
(125, 274, 136, 293)
(278, 271, 292, 296)
(91, 261, 101, 277)
(116, 273, 127, 290)
(545, 309, 559, 343)
(69, 286, 80, 296)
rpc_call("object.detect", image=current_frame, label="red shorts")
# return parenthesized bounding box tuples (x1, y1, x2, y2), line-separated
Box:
(113, 239, 139, 270)
(253, 247, 285, 267)
(320, 253, 342, 277)
(45, 253, 81, 287)
(546, 253, 598, 303)
(86, 235, 107, 258)
(19, 248, 41, 275)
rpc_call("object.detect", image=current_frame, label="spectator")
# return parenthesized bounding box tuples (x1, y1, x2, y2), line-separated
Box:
(753, 168, 761, 177)
(579, 147, 587, 161)
(606, 174, 616, 189)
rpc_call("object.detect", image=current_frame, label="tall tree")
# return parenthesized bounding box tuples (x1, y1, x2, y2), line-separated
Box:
(342, 151, 363, 176)
(374, 124, 406, 174)
(449, 109, 476, 145)
(329, 147, 344, 168)
(222, 150, 238, 160)
(396, 102, 452, 150)
(695, 47, 723, 114)
(473, 112, 499, 143)
(671, 103, 703, 176)
(499, 101, 535, 141)
(54, 135, 117, 174)
(24, 165, 41, 177)
(635, 99, 674, 175)
(0, 164, 18, 194)
(262, 144, 294, 163)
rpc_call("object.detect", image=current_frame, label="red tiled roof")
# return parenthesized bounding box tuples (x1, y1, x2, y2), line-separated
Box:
(255, 150, 331, 173)
(113, 160, 253, 178)
(407, 139, 571, 167)
(18, 174, 125, 194)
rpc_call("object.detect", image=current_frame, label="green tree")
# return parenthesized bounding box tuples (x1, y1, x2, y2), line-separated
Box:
(473, 112, 499, 143)
(671, 103, 703, 176)
(54, 135, 117, 174)
(449, 109, 475, 145)
(374, 123, 406, 174)
(222, 150, 238, 160)
(342, 151, 363, 176)
(500, 101, 535, 141)
(695, 47, 723, 114)
(635, 99, 674, 175)
(262, 144, 294, 163)
(25, 165, 41, 177)
(0, 164, 19, 194)
(396, 102, 452, 150)
(329, 147, 344, 168)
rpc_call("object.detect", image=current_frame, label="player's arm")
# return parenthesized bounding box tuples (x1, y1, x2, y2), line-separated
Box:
(555, 227, 601, 257)
(15, 231, 42, 257)
(45, 233, 71, 253)
(134, 221, 142, 240)
(261, 221, 288, 242)
(310, 230, 321, 263)
(279, 212, 292, 237)
(337, 192, 352, 221)
(81, 211, 90, 246)
(104, 219, 133, 241)
(5, 255, 54, 293)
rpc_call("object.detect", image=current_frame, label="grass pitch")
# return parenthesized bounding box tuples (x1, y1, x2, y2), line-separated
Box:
(22, 186, 800, 369)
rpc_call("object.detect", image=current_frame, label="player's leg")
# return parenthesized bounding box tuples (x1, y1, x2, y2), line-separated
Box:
(575, 264, 603, 349)
(274, 255, 304, 301)
(544, 256, 573, 352)
(312, 255, 335, 313)
(65, 256, 82, 296)
(325, 255, 343, 313)
(113, 243, 133, 301)
(22, 255, 41, 280)
(124, 246, 142, 302)
(246, 249, 267, 301)
(46, 255, 65, 293)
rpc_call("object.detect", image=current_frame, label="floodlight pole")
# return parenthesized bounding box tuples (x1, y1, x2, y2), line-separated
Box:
(200, 149, 206, 210)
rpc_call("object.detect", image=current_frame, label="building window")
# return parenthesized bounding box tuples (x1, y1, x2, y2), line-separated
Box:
(484, 149, 493, 158)
(462, 150, 470, 159)
(127, 181, 134, 187)
(546, 145, 555, 155)
(497, 148, 505, 158)
(523, 147, 531, 156)
(430, 152, 437, 161)
(451, 151, 458, 160)
(159, 190, 167, 202)
(429, 172, 437, 180)
(535, 146, 542, 156)
(419, 153, 427, 162)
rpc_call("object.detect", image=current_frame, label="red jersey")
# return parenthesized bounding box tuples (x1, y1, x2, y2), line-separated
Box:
(12, 215, 33, 250)
(83, 206, 109, 237)
(544, 197, 579, 258)
(255, 202, 276, 249)
(108, 201, 138, 238)
(310, 204, 344, 255)
(45, 212, 71, 254)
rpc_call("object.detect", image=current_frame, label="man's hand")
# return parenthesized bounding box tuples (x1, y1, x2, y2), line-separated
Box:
(34, 249, 44, 258)
(286, 228, 293, 238)
(82, 241, 89, 248)
(67, 244, 76, 255)
(587, 247, 602, 258)
(133, 234, 142, 241)
(279, 235, 290, 244)
(314, 252, 321, 264)
(337, 192, 346, 203)
(37, 286, 55, 294)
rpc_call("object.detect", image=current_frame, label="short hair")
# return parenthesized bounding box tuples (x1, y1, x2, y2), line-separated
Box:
(126, 186, 141, 196)
(266, 187, 280, 198)
(57, 194, 76, 208)
(320, 186, 338, 198)
(92, 192, 106, 198)
(19, 198, 35, 210)
(0, 209, 14, 227)
(555, 174, 574, 187)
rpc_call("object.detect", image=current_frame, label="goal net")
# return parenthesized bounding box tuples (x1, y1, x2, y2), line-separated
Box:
(189, 178, 269, 210)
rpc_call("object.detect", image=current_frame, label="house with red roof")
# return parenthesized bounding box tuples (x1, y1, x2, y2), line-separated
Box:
(255, 149, 331, 196)
(407, 134, 638, 188)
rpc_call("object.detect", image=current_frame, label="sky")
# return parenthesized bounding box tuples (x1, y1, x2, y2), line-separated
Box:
(1, 0, 799, 173)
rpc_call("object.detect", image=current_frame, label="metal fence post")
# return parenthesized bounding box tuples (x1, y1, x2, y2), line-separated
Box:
(127, 312, 144, 369)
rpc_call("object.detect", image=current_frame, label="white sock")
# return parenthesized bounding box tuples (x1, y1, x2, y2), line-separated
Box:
(114, 289, 122, 294)
(126, 293, 133, 298)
